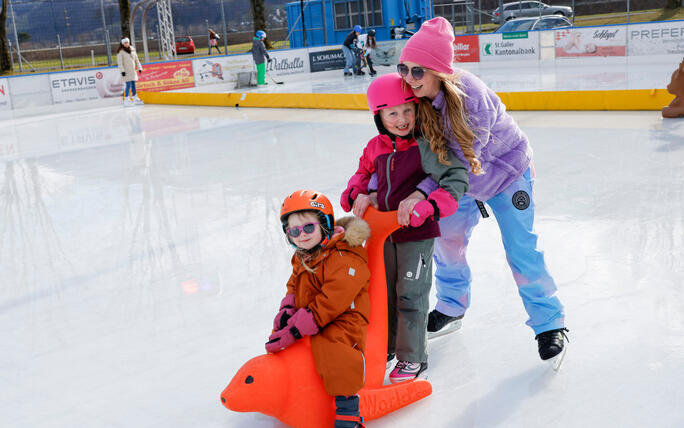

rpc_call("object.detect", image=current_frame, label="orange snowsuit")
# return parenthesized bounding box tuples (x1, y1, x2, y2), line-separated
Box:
(284, 216, 371, 396)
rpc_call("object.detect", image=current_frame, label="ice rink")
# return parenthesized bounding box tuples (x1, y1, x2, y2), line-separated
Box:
(2, 64, 684, 428)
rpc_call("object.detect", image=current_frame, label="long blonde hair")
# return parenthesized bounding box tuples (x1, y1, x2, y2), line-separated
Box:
(416, 72, 484, 175)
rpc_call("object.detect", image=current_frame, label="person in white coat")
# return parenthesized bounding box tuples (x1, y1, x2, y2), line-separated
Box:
(116, 38, 144, 106)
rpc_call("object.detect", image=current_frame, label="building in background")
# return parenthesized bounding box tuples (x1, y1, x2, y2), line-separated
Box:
(285, 0, 436, 48)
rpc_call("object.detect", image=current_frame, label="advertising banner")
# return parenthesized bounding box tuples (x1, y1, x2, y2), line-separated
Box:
(193, 55, 253, 86)
(628, 22, 684, 56)
(479, 32, 539, 61)
(555, 27, 626, 57)
(453, 35, 480, 63)
(370, 39, 408, 66)
(309, 49, 346, 72)
(137, 61, 195, 92)
(50, 68, 124, 103)
(0, 78, 11, 110)
(268, 49, 309, 76)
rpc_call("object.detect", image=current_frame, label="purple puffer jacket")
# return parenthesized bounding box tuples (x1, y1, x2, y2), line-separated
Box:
(424, 69, 532, 201)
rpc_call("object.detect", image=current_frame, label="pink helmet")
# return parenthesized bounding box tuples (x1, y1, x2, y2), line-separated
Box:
(366, 73, 418, 114)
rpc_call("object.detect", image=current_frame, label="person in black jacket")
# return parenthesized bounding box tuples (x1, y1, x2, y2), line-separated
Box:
(342, 25, 362, 77)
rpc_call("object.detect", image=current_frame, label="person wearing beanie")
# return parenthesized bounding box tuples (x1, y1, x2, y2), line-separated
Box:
(116, 37, 144, 107)
(397, 17, 569, 369)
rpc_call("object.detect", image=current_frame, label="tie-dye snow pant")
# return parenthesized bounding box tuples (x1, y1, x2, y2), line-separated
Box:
(433, 167, 565, 335)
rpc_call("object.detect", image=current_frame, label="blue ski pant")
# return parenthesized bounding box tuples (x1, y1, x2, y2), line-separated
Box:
(341, 45, 354, 73)
(433, 168, 565, 335)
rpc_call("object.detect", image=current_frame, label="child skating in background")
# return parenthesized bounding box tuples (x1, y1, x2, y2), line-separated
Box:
(252, 30, 271, 85)
(266, 190, 370, 428)
(116, 37, 144, 107)
(340, 74, 469, 383)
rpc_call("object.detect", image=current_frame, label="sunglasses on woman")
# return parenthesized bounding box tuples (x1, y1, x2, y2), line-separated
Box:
(286, 222, 320, 238)
(397, 63, 425, 80)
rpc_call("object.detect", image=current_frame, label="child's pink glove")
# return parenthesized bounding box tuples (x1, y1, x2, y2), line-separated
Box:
(340, 186, 362, 212)
(265, 308, 319, 353)
(409, 188, 459, 227)
(272, 294, 296, 332)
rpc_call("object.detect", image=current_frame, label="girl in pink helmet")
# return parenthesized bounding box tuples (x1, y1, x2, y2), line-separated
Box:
(340, 73, 469, 383)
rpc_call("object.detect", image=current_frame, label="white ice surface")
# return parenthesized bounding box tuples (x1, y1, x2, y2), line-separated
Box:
(2, 101, 684, 428)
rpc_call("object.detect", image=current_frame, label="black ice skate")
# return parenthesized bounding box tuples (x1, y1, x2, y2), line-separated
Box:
(427, 310, 464, 339)
(535, 328, 569, 371)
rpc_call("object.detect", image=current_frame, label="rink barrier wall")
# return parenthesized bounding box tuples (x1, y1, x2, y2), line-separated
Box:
(139, 88, 675, 111)
(2, 19, 683, 113)
(138, 91, 370, 110)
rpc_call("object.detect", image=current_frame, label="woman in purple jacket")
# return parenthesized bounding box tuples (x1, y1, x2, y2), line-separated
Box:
(397, 17, 568, 367)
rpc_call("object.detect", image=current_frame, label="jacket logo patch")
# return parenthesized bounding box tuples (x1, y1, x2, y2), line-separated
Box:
(348, 267, 356, 277)
(512, 190, 530, 210)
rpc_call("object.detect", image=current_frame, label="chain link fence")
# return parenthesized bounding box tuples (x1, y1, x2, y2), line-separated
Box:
(5, 0, 289, 74)
(3, 0, 680, 73)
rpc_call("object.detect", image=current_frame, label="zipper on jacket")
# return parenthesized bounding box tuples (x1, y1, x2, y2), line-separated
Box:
(384, 139, 397, 211)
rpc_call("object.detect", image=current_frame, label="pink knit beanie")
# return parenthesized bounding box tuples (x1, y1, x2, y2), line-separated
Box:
(399, 17, 455, 75)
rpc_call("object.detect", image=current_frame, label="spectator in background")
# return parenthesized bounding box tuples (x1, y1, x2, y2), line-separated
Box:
(208, 29, 221, 55)
(357, 28, 377, 76)
(252, 30, 271, 86)
(342, 25, 363, 77)
(116, 37, 144, 107)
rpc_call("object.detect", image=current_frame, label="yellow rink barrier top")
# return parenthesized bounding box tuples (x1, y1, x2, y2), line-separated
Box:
(138, 88, 674, 111)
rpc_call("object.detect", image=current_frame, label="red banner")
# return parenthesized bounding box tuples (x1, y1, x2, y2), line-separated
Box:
(453, 35, 480, 63)
(137, 61, 195, 92)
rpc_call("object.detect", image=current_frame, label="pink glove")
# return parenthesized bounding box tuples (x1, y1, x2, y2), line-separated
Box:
(340, 186, 362, 212)
(265, 308, 319, 353)
(410, 188, 459, 227)
(272, 294, 296, 332)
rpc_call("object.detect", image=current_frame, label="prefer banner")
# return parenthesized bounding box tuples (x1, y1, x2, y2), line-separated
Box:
(555, 27, 626, 57)
(453, 35, 479, 63)
(309, 49, 346, 72)
(138, 61, 195, 92)
(193, 55, 253, 86)
(479, 32, 539, 61)
(628, 22, 684, 56)
(50, 69, 123, 103)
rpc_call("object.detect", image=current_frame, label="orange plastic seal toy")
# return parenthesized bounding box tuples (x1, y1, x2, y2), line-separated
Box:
(662, 58, 684, 118)
(220, 206, 432, 427)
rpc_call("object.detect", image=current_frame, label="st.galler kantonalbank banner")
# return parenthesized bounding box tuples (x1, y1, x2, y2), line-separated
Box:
(479, 32, 539, 61)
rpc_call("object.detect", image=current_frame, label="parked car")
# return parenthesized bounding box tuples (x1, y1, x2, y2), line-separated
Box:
(175, 36, 195, 54)
(494, 15, 572, 33)
(492, 1, 574, 25)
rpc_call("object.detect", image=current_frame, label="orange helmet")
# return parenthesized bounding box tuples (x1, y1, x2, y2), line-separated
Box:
(280, 190, 335, 247)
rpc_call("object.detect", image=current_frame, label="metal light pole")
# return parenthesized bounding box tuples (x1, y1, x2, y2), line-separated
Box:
(9, 0, 22, 72)
(220, 0, 227, 54)
(101, 0, 112, 66)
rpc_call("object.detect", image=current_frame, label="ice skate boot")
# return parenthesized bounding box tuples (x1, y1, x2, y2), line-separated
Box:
(427, 309, 463, 339)
(132, 95, 144, 105)
(123, 97, 134, 107)
(334, 395, 365, 428)
(386, 353, 395, 369)
(389, 360, 428, 384)
(536, 328, 569, 371)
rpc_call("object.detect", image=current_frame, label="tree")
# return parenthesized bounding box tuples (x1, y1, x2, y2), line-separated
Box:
(250, 0, 271, 49)
(666, 0, 682, 8)
(119, 0, 131, 39)
(0, 0, 10, 74)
